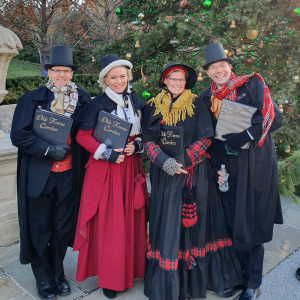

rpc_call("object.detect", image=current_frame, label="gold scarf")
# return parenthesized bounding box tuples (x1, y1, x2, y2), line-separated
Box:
(50, 93, 65, 115)
(210, 95, 223, 119)
(148, 90, 197, 126)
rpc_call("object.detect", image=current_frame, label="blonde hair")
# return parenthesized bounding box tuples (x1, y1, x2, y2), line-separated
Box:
(98, 67, 133, 91)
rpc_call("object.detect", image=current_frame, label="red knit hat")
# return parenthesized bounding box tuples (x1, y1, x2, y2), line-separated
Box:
(162, 66, 188, 82)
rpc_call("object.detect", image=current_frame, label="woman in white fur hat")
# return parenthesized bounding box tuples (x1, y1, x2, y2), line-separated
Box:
(73, 54, 147, 299)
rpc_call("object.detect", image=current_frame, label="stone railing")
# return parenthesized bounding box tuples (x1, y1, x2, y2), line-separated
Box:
(0, 131, 18, 246)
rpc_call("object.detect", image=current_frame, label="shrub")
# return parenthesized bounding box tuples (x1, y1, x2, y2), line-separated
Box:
(1, 75, 100, 105)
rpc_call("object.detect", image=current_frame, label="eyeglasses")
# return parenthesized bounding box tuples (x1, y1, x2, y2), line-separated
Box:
(208, 63, 229, 72)
(49, 69, 73, 74)
(167, 77, 186, 83)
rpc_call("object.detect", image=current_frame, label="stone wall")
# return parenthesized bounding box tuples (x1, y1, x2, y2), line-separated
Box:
(0, 133, 18, 246)
(0, 104, 16, 133)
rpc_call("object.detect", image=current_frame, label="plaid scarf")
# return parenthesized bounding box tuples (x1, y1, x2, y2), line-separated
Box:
(46, 79, 79, 117)
(211, 72, 274, 146)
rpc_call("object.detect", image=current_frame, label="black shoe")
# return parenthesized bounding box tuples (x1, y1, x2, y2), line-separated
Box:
(37, 281, 56, 300)
(54, 276, 71, 296)
(296, 268, 300, 281)
(238, 288, 257, 300)
(216, 285, 243, 298)
(103, 288, 117, 299)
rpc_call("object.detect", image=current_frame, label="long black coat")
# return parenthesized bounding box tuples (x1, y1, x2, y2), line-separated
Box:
(10, 86, 91, 264)
(200, 77, 283, 251)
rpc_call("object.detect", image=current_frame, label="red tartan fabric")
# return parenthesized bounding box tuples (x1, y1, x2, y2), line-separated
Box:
(210, 72, 274, 146)
(145, 141, 161, 163)
(185, 138, 211, 166)
(146, 238, 233, 271)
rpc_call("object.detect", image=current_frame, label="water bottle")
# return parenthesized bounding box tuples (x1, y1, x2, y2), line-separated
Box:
(219, 164, 229, 192)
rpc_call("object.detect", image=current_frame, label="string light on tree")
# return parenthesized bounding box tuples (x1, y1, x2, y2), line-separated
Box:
(202, 0, 212, 9)
(115, 8, 123, 15)
(293, 8, 300, 15)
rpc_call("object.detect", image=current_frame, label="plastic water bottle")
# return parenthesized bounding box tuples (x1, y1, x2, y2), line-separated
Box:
(219, 164, 229, 192)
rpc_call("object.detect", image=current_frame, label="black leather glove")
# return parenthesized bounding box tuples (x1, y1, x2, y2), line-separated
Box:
(222, 130, 251, 151)
(46, 145, 71, 161)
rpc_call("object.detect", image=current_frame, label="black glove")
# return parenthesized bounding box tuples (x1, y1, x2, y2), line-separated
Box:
(46, 144, 71, 161)
(108, 149, 120, 163)
(222, 130, 251, 151)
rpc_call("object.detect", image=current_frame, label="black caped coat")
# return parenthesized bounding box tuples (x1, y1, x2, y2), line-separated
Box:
(10, 86, 91, 264)
(200, 77, 283, 251)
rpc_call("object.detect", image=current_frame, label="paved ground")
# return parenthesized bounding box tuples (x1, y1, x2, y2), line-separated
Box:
(0, 198, 299, 300)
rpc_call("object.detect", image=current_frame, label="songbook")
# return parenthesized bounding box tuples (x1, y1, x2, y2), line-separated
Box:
(33, 108, 73, 145)
(158, 125, 185, 167)
(93, 110, 132, 149)
(215, 99, 257, 149)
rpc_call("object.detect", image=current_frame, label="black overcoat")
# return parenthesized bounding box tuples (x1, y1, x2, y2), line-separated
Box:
(200, 77, 283, 251)
(10, 86, 91, 264)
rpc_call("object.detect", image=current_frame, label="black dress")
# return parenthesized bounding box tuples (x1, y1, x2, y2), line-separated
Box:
(142, 90, 243, 300)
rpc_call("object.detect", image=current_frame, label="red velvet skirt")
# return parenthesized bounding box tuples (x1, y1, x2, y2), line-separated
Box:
(73, 154, 147, 291)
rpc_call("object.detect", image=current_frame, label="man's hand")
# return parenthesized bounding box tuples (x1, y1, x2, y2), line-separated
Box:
(222, 130, 251, 151)
(46, 145, 71, 161)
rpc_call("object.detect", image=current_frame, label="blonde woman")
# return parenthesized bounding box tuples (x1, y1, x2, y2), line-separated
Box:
(73, 54, 147, 299)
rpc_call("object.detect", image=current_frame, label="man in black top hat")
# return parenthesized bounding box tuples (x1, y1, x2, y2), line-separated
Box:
(200, 43, 283, 300)
(10, 46, 91, 300)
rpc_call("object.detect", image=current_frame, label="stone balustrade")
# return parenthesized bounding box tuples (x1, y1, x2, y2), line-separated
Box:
(0, 132, 18, 246)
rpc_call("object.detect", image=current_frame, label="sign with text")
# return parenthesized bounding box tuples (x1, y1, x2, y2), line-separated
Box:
(93, 110, 132, 149)
(33, 108, 73, 145)
(215, 99, 257, 149)
(158, 125, 185, 166)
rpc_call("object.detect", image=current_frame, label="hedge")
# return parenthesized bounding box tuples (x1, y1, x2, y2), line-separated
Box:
(1, 74, 100, 105)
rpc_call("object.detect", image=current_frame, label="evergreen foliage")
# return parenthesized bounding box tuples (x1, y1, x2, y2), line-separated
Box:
(278, 151, 300, 203)
(89, 0, 300, 198)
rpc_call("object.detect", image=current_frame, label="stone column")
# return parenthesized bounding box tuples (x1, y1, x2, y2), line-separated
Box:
(0, 26, 23, 103)
(0, 132, 18, 246)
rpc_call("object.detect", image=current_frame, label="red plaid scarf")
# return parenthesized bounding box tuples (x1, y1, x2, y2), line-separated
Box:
(211, 72, 274, 146)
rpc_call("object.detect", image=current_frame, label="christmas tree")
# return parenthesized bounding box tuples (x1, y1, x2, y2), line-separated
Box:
(90, 0, 300, 197)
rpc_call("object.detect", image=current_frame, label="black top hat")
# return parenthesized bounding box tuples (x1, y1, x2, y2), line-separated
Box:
(202, 43, 233, 70)
(99, 54, 133, 79)
(44, 46, 77, 70)
(158, 62, 197, 89)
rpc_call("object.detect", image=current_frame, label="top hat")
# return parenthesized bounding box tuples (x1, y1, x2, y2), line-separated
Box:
(202, 43, 233, 70)
(44, 46, 76, 70)
(99, 54, 133, 80)
(158, 62, 197, 89)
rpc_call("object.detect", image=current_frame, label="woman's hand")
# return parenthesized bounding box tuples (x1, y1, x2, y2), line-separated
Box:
(124, 142, 135, 156)
(175, 162, 188, 175)
(114, 148, 125, 164)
